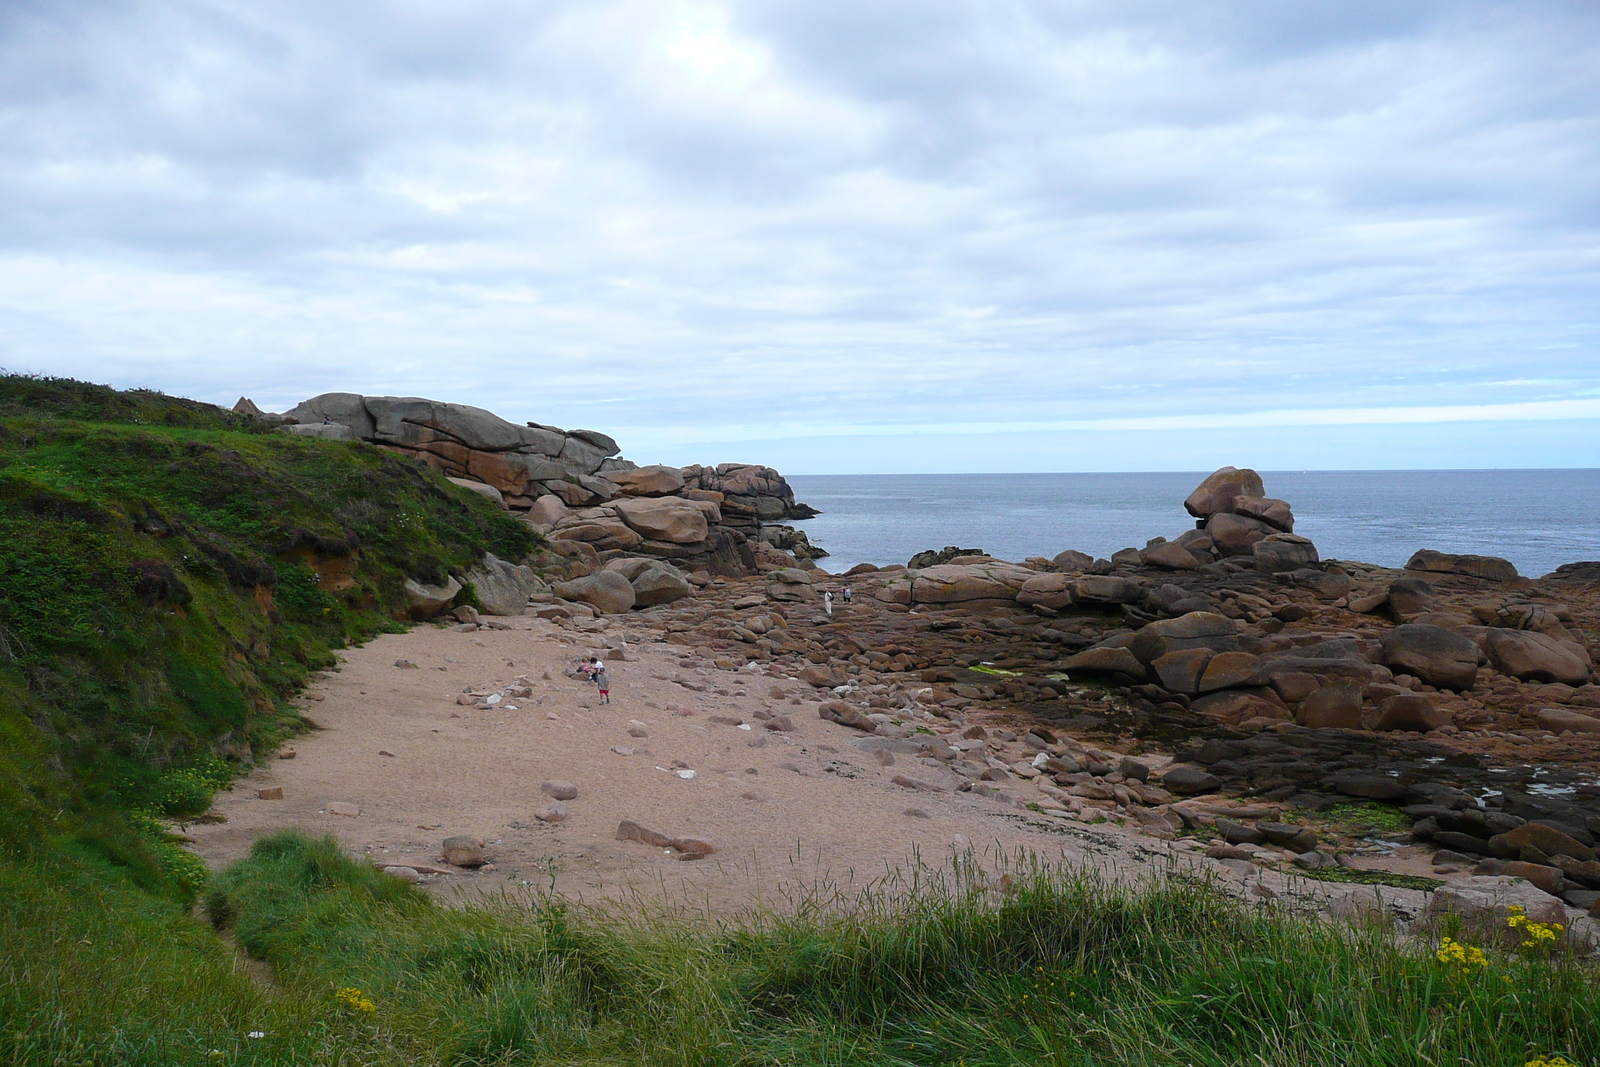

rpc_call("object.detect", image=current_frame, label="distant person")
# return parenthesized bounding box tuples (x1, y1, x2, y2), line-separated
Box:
(593, 663, 610, 704)
(823, 590, 833, 616)
(580, 655, 604, 680)
(841, 587, 852, 604)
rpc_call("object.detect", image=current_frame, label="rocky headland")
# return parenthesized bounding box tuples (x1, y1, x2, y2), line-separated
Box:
(240, 394, 1600, 932)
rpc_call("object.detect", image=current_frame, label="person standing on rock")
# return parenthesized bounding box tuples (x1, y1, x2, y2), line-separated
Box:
(842, 587, 852, 604)
(823, 590, 833, 616)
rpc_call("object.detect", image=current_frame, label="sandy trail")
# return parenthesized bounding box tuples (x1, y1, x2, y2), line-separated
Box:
(190, 613, 1210, 912)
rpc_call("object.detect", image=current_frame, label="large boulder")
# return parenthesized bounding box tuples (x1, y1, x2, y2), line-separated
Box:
(1061, 646, 1146, 679)
(1380, 624, 1481, 691)
(1130, 612, 1239, 665)
(1483, 629, 1591, 685)
(1405, 549, 1519, 583)
(1387, 577, 1440, 621)
(1205, 512, 1276, 557)
(552, 571, 636, 614)
(911, 563, 1033, 604)
(607, 464, 686, 497)
(404, 576, 461, 619)
(1017, 572, 1074, 610)
(1184, 467, 1266, 519)
(463, 553, 547, 615)
(1295, 681, 1363, 729)
(447, 477, 507, 508)
(1374, 693, 1451, 732)
(1141, 542, 1202, 570)
(629, 561, 694, 607)
(286, 392, 376, 438)
(1253, 533, 1319, 573)
(613, 498, 709, 544)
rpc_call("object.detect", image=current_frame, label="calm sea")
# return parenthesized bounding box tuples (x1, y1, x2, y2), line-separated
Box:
(784, 471, 1600, 579)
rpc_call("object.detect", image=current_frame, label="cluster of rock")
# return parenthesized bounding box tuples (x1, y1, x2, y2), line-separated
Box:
(243, 393, 824, 619)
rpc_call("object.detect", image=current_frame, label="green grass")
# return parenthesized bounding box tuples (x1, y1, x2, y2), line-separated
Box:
(0, 832, 1543, 1067)
(0, 374, 540, 855)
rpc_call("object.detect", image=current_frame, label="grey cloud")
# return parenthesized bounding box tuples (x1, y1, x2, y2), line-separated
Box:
(0, 0, 1596, 463)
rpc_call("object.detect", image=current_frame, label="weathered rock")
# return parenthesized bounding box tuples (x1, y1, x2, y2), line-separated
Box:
(1232, 496, 1294, 532)
(1426, 876, 1567, 927)
(1161, 765, 1222, 794)
(799, 664, 847, 688)
(1071, 575, 1144, 605)
(1483, 628, 1591, 685)
(1061, 646, 1146, 679)
(910, 563, 1033, 604)
(1253, 533, 1319, 573)
(404, 576, 461, 619)
(1380, 624, 1481, 691)
(527, 493, 570, 527)
(1496, 823, 1596, 863)
(1130, 612, 1239, 664)
(1017, 572, 1074, 610)
(534, 803, 568, 823)
(1197, 651, 1263, 692)
(670, 837, 717, 858)
(819, 702, 876, 731)
(628, 561, 694, 607)
(552, 571, 636, 614)
(464, 552, 546, 615)
(1151, 648, 1214, 694)
(1142, 542, 1202, 570)
(615, 820, 673, 847)
(447, 477, 508, 507)
(442, 836, 485, 867)
(1052, 549, 1097, 572)
(1374, 693, 1452, 732)
(1296, 682, 1363, 729)
(1387, 578, 1439, 620)
(606, 464, 686, 497)
(1535, 707, 1600, 734)
(541, 780, 579, 801)
(613, 497, 709, 544)
(1185, 466, 1266, 519)
(1258, 821, 1319, 853)
(1405, 549, 1519, 583)
(1206, 512, 1276, 556)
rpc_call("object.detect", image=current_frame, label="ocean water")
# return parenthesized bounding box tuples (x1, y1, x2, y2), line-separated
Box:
(784, 470, 1600, 579)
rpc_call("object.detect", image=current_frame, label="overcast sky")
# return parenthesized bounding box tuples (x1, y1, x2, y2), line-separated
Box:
(2, 0, 1597, 472)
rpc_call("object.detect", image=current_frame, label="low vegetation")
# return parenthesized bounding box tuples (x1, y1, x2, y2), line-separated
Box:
(0, 374, 537, 864)
(4, 832, 1596, 1066)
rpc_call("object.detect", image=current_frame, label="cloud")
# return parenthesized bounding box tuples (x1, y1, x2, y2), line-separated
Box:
(0, 0, 1596, 469)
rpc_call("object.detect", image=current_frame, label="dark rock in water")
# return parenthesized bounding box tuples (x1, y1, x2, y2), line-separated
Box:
(1406, 549, 1519, 583)
(1326, 772, 1407, 801)
(908, 546, 987, 569)
(1543, 561, 1600, 582)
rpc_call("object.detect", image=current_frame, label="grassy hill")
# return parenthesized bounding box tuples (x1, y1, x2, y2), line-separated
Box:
(0, 374, 537, 876)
